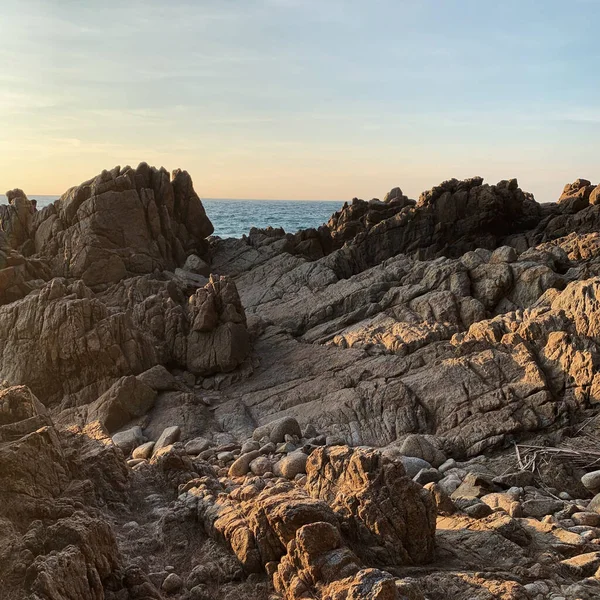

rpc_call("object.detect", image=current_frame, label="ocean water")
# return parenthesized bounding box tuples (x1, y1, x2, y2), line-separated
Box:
(0, 195, 345, 239)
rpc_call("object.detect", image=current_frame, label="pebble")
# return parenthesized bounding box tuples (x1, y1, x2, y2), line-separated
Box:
(153, 426, 181, 456)
(581, 470, 600, 493)
(184, 437, 211, 455)
(132, 441, 155, 459)
(217, 451, 235, 462)
(277, 451, 308, 479)
(413, 468, 442, 486)
(162, 572, 182, 593)
(399, 456, 432, 478)
(241, 440, 260, 454)
(438, 458, 457, 474)
(464, 502, 493, 519)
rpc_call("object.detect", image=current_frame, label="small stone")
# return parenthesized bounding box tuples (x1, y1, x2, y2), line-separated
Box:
(112, 426, 144, 454)
(559, 491, 572, 501)
(153, 426, 181, 456)
(162, 572, 182, 593)
(582, 470, 600, 493)
(489, 246, 517, 263)
(399, 434, 445, 467)
(276, 442, 296, 454)
(561, 551, 600, 577)
(413, 468, 442, 486)
(325, 434, 346, 446)
(493, 471, 535, 488)
(127, 458, 145, 467)
(424, 482, 456, 515)
(309, 435, 327, 446)
(250, 456, 272, 476)
(185, 437, 211, 455)
(302, 424, 318, 438)
(183, 254, 211, 276)
(481, 492, 522, 517)
(399, 456, 432, 478)
(506, 486, 523, 500)
(268, 416, 302, 443)
(438, 458, 457, 474)
(437, 473, 461, 493)
(241, 440, 260, 454)
(277, 451, 308, 479)
(148, 571, 168, 588)
(572, 512, 600, 527)
(521, 498, 564, 518)
(588, 493, 600, 514)
(464, 502, 493, 519)
(229, 450, 261, 477)
(451, 472, 498, 501)
(132, 441, 155, 459)
(259, 442, 276, 454)
(217, 451, 235, 462)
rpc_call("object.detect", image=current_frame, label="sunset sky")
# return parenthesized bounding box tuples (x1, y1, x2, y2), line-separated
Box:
(2, 0, 600, 202)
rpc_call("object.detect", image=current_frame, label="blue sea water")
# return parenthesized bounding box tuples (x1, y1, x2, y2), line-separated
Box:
(0, 195, 346, 239)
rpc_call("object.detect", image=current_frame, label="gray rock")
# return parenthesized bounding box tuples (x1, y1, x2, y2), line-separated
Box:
(277, 451, 308, 479)
(270, 417, 302, 443)
(185, 437, 211, 455)
(260, 442, 276, 454)
(413, 468, 442, 486)
(184, 254, 211, 276)
(438, 458, 457, 474)
(572, 512, 600, 527)
(112, 426, 144, 454)
(162, 572, 183, 593)
(438, 474, 462, 496)
(153, 426, 181, 455)
(399, 456, 432, 478)
(302, 423, 318, 438)
(521, 498, 564, 518)
(582, 470, 600, 493)
(588, 493, 600, 514)
(490, 245, 517, 263)
(399, 434, 446, 467)
(493, 471, 535, 488)
(325, 434, 346, 446)
(250, 456, 272, 476)
(217, 451, 235, 462)
(241, 440, 260, 454)
(137, 365, 177, 391)
(253, 416, 302, 443)
(463, 502, 493, 519)
(173, 268, 209, 288)
(276, 441, 296, 454)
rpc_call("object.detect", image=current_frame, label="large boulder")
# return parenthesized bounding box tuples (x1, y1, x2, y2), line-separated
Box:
(0, 385, 151, 600)
(25, 164, 213, 288)
(0, 278, 157, 410)
(305, 446, 436, 566)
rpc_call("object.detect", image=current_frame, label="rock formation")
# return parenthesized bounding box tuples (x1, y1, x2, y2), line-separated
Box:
(4, 168, 600, 599)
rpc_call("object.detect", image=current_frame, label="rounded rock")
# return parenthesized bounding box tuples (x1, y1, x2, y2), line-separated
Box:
(162, 573, 183, 593)
(277, 451, 308, 479)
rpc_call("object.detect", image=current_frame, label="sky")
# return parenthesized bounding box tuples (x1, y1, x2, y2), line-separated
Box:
(1, 0, 600, 202)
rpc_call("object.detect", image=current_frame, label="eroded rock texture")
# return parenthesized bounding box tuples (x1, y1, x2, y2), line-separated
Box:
(4, 170, 600, 599)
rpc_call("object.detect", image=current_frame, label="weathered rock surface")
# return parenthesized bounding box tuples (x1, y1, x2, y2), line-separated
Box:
(5, 170, 600, 599)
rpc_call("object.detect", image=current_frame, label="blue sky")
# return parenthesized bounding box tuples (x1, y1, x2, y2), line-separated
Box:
(1, 0, 599, 201)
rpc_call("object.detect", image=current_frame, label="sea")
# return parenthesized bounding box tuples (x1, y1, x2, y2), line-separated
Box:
(0, 195, 346, 239)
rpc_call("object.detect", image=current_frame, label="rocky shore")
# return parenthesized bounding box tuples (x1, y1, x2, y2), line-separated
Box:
(3, 165, 600, 599)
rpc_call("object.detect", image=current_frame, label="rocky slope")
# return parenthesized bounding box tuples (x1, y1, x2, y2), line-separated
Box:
(3, 168, 600, 599)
